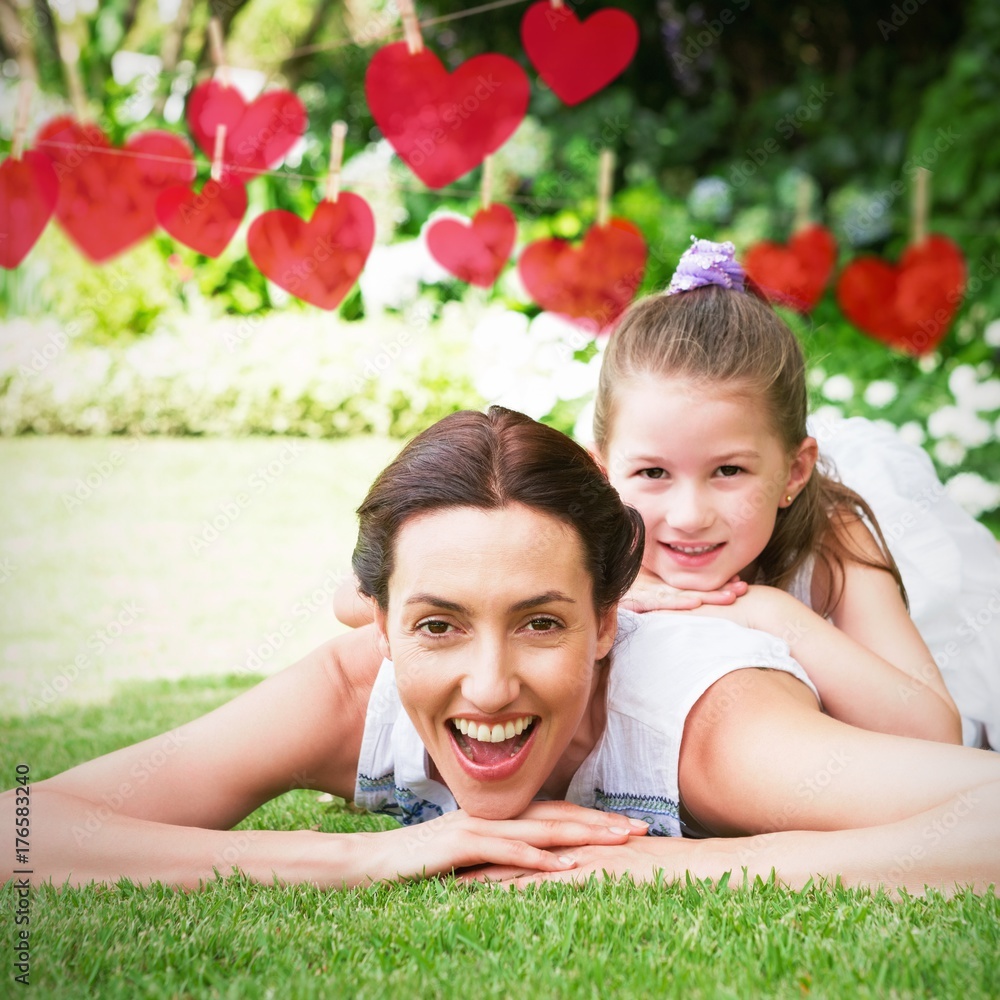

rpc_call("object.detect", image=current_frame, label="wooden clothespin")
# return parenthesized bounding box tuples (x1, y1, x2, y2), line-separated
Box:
(397, 0, 424, 54)
(210, 124, 227, 182)
(11, 78, 34, 160)
(911, 166, 930, 246)
(325, 121, 348, 202)
(597, 149, 615, 226)
(480, 155, 494, 210)
(793, 174, 811, 232)
(208, 17, 232, 88)
(57, 33, 89, 121)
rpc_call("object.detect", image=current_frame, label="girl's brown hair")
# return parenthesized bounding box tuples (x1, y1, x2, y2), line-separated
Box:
(354, 406, 645, 615)
(593, 285, 906, 615)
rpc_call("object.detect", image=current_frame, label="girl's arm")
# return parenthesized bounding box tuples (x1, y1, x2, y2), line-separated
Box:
(2, 626, 638, 888)
(823, 516, 956, 711)
(686, 586, 962, 743)
(467, 669, 1000, 895)
(333, 576, 376, 628)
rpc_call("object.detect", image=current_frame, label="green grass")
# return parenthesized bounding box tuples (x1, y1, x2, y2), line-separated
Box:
(0, 435, 401, 713)
(2, 437, 999, 998)
(3, 678, 1000, 999)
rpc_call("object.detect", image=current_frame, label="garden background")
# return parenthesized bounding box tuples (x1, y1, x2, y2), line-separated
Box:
(1, 0, 999, 996)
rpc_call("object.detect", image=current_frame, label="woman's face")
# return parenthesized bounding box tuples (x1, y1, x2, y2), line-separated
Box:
(375, 503, 617, 820)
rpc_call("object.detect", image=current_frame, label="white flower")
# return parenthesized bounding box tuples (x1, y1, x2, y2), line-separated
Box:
(947, 364, 978, 400)
(984, 320, 1000, 348)
(897, 421, 926, 448)
(811, 404, 844, 429)
(944, 472, 1000, 518)
(969, 378, 1000, 413)
(863, 379, 898, 408)
(933, 439, 966, 466)
(822, 374, 854, 402)
(573, 398, 596, 446)
(927, 406, 992, 448)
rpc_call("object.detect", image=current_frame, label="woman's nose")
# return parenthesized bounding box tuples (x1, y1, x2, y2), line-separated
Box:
(460, 640, 520, 712)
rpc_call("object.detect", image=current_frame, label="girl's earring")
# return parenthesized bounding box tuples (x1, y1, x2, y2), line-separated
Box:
(785, 494, 793, 505)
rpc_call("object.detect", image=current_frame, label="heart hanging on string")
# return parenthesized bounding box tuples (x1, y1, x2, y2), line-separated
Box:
(520, 2, 639, 106)
(37, 116, 196, 262)
(247, 193, 375, 310)
(365, 42, 530, 189)
(186, 81, 307, 181)
(425, 205, 517, 287)
(836, 235, 967, 355)
(518, 218, 647, 332)
(743, 224, 837, 313)
(0, 150, 59, 269)
(156, 176, 248, 257)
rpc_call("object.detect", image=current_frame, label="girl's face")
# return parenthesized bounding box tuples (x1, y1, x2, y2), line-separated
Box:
(601, 375, 815, 591)
(376, 504, 617, 820)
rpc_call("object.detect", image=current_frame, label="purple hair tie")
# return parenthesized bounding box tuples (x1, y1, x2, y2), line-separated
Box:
(666, 236, 746, 295)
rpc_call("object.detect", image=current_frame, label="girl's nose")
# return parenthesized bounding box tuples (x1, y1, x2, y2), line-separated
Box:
(663, 486, 713, 532)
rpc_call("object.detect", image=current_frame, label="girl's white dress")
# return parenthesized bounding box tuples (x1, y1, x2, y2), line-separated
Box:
(791, 416, 1000, 749)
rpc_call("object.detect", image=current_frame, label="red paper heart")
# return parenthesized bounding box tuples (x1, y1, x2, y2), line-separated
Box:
(186, 81, 307, 181)
(247, 194, 375, 310)
(836, 235, 966, 355)
(156, 177, 247, 257)
(426, 205, 517, 286)
(520, 1, 638, 106)
(365, 42, 530, 189)
(37, 116, 195, 262)
(518, 218, 647, 332)
(744, 224, 837, 313)
(0, 151, 59, 269)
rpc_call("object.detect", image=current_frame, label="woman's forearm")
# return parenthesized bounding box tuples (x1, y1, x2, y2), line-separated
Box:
(684, 776, 1000, 896)
(13, 787, 373, 890)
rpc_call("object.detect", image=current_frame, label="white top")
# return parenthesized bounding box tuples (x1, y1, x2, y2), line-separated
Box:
(354, 611, 818, 835)
(794, 415, 1000, 748)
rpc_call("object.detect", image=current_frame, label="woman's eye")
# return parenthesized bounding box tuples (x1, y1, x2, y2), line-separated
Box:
(526, 617, 561, 632)
(716, 465, 743, 478)
(637, 467, 666, 480)
(417, 619, 453, 635)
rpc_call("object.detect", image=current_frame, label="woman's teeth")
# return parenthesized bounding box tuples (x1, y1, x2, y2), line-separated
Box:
(452, 716, 536, 742)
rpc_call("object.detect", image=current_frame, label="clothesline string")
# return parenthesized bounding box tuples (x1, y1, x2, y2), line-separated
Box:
(30, 136, 587, 208)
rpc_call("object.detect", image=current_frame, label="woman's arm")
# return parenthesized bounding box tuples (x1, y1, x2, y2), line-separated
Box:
(688, 586, 962, 743)
(466, 669, 999, 895)
(1, 625, 641, 888)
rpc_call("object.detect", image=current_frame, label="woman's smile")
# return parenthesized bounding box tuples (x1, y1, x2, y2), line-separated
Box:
(377, 503, 618, 819)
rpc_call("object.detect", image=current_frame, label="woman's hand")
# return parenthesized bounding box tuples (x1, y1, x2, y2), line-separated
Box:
(622, 568, 747, 613)
(454, 836, 695, 888)
(358, 801, 648, 886)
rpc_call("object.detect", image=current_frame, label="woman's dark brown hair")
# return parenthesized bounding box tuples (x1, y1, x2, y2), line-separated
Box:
(354, 406, 645, 615)
(593, 285, 906, 614)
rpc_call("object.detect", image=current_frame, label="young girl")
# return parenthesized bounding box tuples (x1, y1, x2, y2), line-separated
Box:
(593, 237, 1000, 750)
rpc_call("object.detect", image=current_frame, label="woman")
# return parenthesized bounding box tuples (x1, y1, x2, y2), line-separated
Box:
(5, 407, 999, 893)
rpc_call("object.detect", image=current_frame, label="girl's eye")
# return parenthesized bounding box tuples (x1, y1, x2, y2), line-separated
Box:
(637, 467, 667, 480)
(716, 465, 743, 478)
(526, 616, 561, 632)
(417, 619, 453, 636)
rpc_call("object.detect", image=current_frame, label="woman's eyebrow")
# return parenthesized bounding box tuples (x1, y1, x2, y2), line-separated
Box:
(403, 592, 576, 612)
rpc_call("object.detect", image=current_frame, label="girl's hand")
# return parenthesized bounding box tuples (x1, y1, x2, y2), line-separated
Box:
(360, 802, 647, 885)
(622, 569, 747, 613)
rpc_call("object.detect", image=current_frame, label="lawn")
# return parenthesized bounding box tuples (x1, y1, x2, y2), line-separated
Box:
(2, 437, 998, 998)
